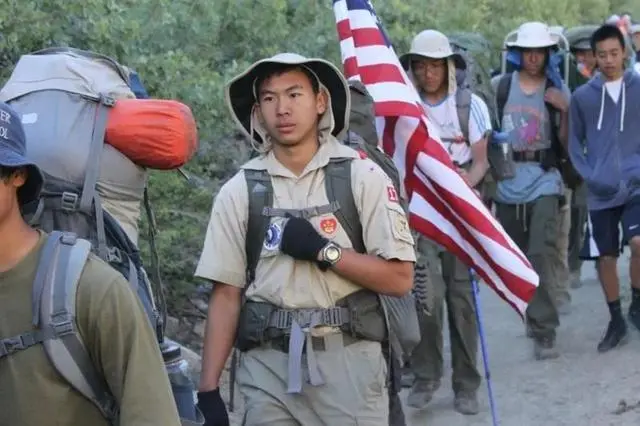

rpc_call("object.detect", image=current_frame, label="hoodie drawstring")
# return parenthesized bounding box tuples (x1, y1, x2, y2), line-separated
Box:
(620, 83, 625, 132)
(597, 84, 605, 131)
(597, 80, 627, 132)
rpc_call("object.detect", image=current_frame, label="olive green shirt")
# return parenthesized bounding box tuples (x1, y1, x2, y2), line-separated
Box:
(0, 232, 181, 426)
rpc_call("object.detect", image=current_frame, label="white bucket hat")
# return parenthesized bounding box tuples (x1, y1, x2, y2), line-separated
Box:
(631, 24, 640, 35)
(399, 30, 466, 70)
(225, 53, 350, 147)
(506, 22, 558, 49)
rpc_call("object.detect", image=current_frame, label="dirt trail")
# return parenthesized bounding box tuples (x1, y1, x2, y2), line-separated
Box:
(404, 253, 640, 426)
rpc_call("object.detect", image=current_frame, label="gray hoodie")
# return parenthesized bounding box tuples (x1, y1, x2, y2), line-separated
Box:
(569, 70, 640, 211)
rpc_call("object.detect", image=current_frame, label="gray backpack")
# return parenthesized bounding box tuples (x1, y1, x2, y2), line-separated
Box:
(0, 232, 115, 419)
(0, 231, 203, 426)
(0, 48, 202, 425)
(0, 47, 164, 337)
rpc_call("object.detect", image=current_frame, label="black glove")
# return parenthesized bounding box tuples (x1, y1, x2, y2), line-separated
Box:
(280, 215, 328, 262)
(197, 389, 229, 426)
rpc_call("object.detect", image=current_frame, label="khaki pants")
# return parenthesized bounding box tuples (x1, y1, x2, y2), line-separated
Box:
(551, 187, 572, 306)
(496, 195, 561, 340)
(238, 338, 388, 425)
(409, 237, 481, 394)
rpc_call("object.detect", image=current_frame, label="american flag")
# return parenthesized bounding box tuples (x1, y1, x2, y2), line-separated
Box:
(333, 0, 539, 317)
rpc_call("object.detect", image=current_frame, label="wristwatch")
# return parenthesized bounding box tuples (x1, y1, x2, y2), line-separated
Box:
(318, 242, 342, 271)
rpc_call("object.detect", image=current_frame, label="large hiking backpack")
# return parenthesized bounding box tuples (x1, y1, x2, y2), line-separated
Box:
(448, 32, 499, 132)
(343, 80, 407, 211)
(495, 72, 582, 189)
(0, 47, 164, 338)
(447, 33, 499, 203)
(0, 48, 202, 425)
(344, 79, 428, 316)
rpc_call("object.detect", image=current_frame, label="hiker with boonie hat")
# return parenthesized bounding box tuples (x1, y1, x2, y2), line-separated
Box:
(0, 101, 44, 206)
(491, 21, 573, 360)
(399, 29, 493, 417)
(195, 52, 416, 425)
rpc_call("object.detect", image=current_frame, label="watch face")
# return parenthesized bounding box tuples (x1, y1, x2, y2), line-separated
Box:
(325, 246, 341, 262)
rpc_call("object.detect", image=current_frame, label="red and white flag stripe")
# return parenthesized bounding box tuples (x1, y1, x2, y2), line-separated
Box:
(333, 0, 539, 317)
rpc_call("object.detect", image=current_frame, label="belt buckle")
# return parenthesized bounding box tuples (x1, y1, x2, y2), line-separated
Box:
(293, 310, 315, 332)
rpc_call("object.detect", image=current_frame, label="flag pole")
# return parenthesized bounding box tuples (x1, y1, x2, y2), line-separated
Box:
(469, 269, 499, 426)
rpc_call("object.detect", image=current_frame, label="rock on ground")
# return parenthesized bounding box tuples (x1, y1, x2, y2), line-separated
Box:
(183, 252, 640, 425)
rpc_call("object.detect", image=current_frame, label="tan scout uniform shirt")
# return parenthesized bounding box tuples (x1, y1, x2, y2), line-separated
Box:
(0, 231, 181, 426)
(195, 137, 416, 308)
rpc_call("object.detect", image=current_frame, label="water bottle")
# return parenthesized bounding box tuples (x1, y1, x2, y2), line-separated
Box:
(489, 131, 516, 180)
(162, 341, 198, 421)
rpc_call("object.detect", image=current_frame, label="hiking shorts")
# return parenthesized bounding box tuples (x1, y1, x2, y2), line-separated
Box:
(581, 196, 640, 260)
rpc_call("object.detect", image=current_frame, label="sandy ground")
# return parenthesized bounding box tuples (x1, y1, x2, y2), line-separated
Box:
(219, 253, 640, 425)
(401, 253, 640, 426)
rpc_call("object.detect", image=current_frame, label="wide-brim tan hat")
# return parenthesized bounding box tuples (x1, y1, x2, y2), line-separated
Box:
(225, 53, 350, 145)
(399, 29, 466, 71)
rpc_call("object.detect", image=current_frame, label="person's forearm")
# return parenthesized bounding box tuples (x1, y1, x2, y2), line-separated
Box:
(467, 160, 489, 188)
(199, 284, 242, 392)
(329, 249, 413, 296)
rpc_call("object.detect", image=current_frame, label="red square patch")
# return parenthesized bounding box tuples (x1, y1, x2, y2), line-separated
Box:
(387, 185, 399, 203)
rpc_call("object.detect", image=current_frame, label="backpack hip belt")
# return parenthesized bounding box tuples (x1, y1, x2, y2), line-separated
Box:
(236, 289, 386, 394)
(512, 150, 548, 163)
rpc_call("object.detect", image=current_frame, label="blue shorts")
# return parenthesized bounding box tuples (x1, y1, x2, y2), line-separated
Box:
(581, 197, 640, 260)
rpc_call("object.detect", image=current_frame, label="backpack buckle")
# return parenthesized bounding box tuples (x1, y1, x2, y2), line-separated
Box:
(100, 95, 116, 107)
(107, 246, 123, 264)
(50, 318, 75, 337)
(60, 192, 79, 211)
(1, 336, 25, 355)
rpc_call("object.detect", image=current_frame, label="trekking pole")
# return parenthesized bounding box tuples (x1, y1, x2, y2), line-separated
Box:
(469, 269, 499, 426)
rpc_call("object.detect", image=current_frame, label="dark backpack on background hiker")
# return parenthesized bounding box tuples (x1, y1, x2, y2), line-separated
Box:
(343, 80, 408, 213)
(448, 33, 500, 202)
(495, 73, 582, 190)
(0, 47, 203, 426)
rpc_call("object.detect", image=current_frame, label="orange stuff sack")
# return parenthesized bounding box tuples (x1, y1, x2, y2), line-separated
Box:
(105, 99, 198, 170)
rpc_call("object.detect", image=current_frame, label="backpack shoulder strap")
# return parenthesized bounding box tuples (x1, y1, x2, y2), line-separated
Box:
(244, 169, 274, 286)
(455, 88, 472, 144)
(36, 231, 119, 424)
(496, 73, 512, 128)
(324, 158, 366, 254)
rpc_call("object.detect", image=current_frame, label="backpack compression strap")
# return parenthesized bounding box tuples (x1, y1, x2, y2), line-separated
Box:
(496, 73, 512, 129)
(0, 232, 117, 423)
(323, 158, 366, 254)
(38, 232, 119, 424)
(454, 88, 472, 144)
(244, 169, 274, 287)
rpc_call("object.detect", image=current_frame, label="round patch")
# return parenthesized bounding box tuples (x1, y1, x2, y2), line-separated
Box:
(264, 222, 282, 251)
(320, 217, 337, 235)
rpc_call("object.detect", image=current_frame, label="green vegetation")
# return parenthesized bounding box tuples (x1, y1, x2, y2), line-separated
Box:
(1, 0, 638, 320)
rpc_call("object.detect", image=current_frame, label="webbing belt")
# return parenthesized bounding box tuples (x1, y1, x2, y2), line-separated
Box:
(267, 307, 350, 394)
